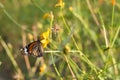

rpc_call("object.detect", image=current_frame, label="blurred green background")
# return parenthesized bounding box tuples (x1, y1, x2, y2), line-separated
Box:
(0, 0, 120, 80)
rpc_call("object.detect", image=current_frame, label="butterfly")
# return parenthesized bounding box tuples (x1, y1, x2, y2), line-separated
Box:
(20, 40, 44, 57)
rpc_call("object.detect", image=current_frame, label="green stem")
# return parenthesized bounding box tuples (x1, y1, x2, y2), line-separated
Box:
(61, 9, 80, 50)
(111, 26, 120, 47)
(72, 11, 106, 62)
(0, 36, 24, 79)
(98, 11, 109, 47)
(51, 53, 63, 80)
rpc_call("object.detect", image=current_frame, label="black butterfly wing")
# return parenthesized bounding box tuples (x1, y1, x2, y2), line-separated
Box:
(29, 41, 44, 57)
(37, 43, 44, 57)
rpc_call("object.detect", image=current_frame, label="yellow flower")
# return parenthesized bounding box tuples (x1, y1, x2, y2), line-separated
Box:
(41, 39, 50, 48)
(55, 0, 65, 8)
(43, 12, 54, 20)
(63, 44, 70, 55)
(39, 64, 46, 75)
(111, 0, 115, 6)
(43, 13, 51, 19)
(40, 28, 50, 48)
(40, 28, 50, 39)
(69, 6, 73, 11)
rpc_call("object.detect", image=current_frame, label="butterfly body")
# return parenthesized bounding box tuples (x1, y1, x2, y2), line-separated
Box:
(20, 40, 44, 57)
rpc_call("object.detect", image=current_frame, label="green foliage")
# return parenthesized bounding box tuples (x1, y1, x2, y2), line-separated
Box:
(0, 0, 120, 80)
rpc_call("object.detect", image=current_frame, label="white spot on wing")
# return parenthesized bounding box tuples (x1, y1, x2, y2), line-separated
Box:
(24, 47, 28, 55)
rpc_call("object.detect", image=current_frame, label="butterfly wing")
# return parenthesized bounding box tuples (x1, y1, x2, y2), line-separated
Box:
(31, 42, 44, 57)
(21, 40, 44, 57)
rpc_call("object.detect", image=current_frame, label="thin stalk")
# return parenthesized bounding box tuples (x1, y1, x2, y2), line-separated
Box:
(60, 7, 100, 76)
(109, 26, 120, 77)
(111, 2, 115, 28)
(21, 26, 31, 74)
(0, 36, 24, 79)
(99, 11, 109, 47)
(51, 53, 63, 80)
(72, 11, 106, 62)
(49, 11, 63, 80)
(60, 9, 80, 50)
(110, 1, 115, 43)
(110, 2, 118, 77)
(86, 0, 100, 26)
(111, 26, 120, 47)
(64, 55, 76, 80)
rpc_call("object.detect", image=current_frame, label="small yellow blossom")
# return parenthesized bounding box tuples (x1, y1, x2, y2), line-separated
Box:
(111, 0, 115, 6)
(40, 28, 50, 48)
(39, 64, 46, 75)
(41, 39, 50, 48)
(40, 28, 50, 40)
(55, 0, 65, 8)
(43, 12, 54, 20)
(69, 6, 73, 11)
(43, 13, 51, 19)
(63, 44, 70, 54)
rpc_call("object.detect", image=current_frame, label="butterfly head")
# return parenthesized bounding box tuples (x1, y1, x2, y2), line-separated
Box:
(20, 47, 28, 55)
